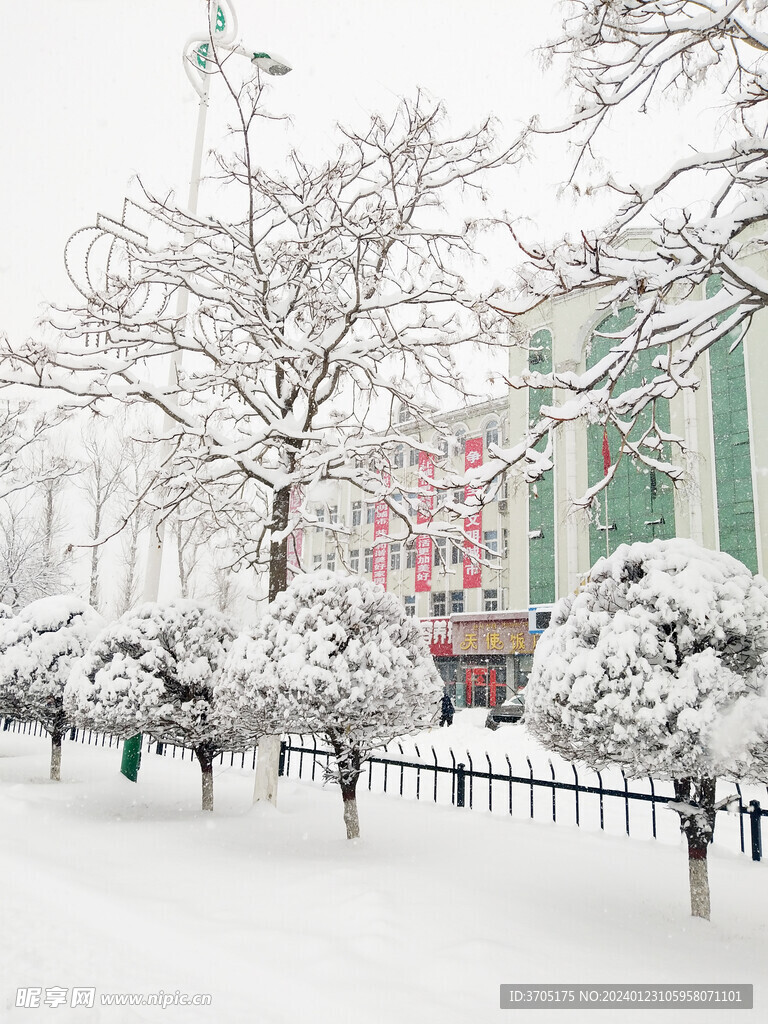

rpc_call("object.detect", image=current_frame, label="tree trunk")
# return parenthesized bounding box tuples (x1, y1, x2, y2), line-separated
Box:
(194, 745, 214, 812)
(268, 485, 291, 601)
(50, 730, 62, 782)
(89, 504, 101, 610)
(253, 484, 293, 810)
(674, 777, 716, 921)
(340, 773, 360, 840)
(253, 734, 281, 806)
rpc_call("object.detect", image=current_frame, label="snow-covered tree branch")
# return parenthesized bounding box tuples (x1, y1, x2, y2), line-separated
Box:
(1, 76, 518, 599)
(488, 1, 768, 503)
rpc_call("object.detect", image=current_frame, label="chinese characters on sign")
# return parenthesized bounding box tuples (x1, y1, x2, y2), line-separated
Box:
(372, 478, 390, 588)
(463, 436, 483, 589)
(420, 617, 453, 656)
(415, 451, 434, 593)
(451, 619, 538, 656)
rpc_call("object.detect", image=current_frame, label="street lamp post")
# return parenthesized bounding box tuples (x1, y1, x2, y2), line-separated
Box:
(120, 0, 292, 782)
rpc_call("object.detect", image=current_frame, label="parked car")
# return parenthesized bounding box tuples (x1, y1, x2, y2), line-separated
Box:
(485, 692, 525, 729)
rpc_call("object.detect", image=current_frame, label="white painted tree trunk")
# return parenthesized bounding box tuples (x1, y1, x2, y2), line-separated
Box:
(253, 734, 281, 806)
(342, 795, 360, 840)
(688, 853, 710, 920)
(50, 732, 62, 782)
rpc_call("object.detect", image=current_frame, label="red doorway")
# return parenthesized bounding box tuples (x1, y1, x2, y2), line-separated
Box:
(465, 667, 499, 708)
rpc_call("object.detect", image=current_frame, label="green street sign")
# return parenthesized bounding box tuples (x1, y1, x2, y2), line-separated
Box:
(215, 5, 226, 33)
(120, 734, 142, 782)
(196, 42, 209, 69)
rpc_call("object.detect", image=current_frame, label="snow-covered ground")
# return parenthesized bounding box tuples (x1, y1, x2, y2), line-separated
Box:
(2, 718, 767, 1024)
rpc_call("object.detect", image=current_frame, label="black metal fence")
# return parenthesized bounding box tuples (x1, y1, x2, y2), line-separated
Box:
(4, 717, 767, 861)
(278, 734, 768, 863)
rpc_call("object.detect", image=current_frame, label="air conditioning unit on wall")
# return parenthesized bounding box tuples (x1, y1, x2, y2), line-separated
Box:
(529, 605, 554, 634)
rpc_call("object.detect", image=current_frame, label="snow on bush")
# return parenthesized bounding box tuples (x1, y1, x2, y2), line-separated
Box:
(66, 600, 237, 811)
(217, 571, 442, 838)
(0, 595, 103, 780)
(525, 538, 768, 920)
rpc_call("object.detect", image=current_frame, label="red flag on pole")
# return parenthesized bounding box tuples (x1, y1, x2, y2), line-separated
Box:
(602, 429, 611, 476)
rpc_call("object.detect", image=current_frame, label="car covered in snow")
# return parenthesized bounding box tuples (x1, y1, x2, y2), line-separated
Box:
(484, 692, 525, 729)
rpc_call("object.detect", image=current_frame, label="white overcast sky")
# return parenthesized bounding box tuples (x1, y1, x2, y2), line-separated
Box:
(2, 0, 708, 346)
(1, 1, 569, 344)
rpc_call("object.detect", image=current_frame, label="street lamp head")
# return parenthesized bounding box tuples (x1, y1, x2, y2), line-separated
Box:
(250, 51, 292, 76)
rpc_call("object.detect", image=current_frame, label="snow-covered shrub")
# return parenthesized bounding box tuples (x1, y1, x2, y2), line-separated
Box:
(217, 571, 442, 838)
(526, 538, 768, 920)
(0, 595, 102, 780)
(66, 600, 237, 811)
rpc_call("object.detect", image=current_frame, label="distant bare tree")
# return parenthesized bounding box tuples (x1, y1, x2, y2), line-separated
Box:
(75, 419, 127, 611)
(173, 505, 218, 600)
(112, 418, 155, 616)
(0, 501, 72, 609)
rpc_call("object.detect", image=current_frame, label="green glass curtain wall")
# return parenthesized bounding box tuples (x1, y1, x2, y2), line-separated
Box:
(587, 308, 676, 566)
(528, 329, 556, 604)
(705, 276, 758, 572)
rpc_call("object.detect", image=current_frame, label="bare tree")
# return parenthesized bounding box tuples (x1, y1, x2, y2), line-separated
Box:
(112, 417, 155, 616)
(74, 419, 127, 611)
(0, 500, 72, 609)
(173, 504, 218, 600)
(3, 80, 516, 600)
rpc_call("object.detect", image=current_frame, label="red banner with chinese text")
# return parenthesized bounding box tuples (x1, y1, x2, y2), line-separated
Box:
(372, 481, 390, 588)
(415, 451, 434, 593)
(463, 436, 483, 589)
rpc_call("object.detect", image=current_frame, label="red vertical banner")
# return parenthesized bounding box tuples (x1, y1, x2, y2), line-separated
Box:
(287, 485, 304, 575)
(463, 436, 483, 589)
(415, 451, 434, 593)
(372, 477, 390, 588)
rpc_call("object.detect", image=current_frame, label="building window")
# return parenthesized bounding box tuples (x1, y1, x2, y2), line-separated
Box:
(483, 589, 498, 612)
(390, 542, 401, 571)
(453, 488, 464, 506)
(406, 541, 417, 569)
(364, 547, 373, 573)
(409, 447, 420, 467)
(326, 552, 336, 571)
(451, 542, 462, 565)
(432, 591, 446, 617)
(352, 501, 362, 527)
(485, 419, 500, 449)
(316, 507, 325, 524)
(393, 445, 404, 469)
(366, 504, 376, 525)
(404, 595, 416, 617)
(452, 428, 466, 456)
(313, 554, 322, 570)
(450, 590, 464, 614)
(350, 549, 360, 573)
(484, 529, 498, 559)
(434, 536, 447, 567)
(329, 506, 338, 525)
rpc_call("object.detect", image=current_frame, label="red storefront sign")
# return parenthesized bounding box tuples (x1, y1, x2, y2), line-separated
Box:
(415, 451, 434, 593)
(463, 436, 483, 589)
(419, 617, 453, 657)
(287, 485, 304, 574)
